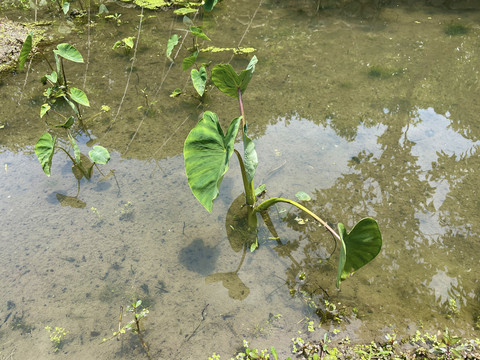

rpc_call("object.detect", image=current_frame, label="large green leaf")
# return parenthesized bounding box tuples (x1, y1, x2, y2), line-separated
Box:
(69, 87, 90, 107)
(89, 146, 110, 165)
(184, 111, 241, 212)
(18, 32, 33, 71)
(242, 124, 257, 183)
(336, 218, 382, 288)
(54, 43, 83, 63)
(34, 132, 56, 176)
(191, 66, 207, 97)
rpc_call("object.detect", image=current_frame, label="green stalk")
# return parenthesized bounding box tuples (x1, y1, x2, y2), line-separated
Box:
(255, 197, 341, 243)
(234, 149, 255, 206)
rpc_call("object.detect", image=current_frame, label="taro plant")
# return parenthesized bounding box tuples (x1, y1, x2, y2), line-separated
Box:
(167, 16, 255, 101)
(18, 35, 111, 195)
(183, 56, 382, 288)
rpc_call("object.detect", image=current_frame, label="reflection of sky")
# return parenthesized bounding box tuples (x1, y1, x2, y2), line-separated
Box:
(404, 108, 480, 242)
(256, 114, 387, 191)
(426, 268, 458, 305)
(402, 107, 480, 172)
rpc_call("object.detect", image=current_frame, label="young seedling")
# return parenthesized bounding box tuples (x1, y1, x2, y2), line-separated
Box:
(101, 300, 151, 359)
(183, 56, 382, 288)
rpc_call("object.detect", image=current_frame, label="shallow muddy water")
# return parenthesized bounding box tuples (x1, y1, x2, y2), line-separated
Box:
(1, 0, 480, 359)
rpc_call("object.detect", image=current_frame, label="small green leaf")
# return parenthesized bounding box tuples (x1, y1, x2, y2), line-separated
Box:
(243, 124, 257, 183)
(238, 55, 257, 94)
(123, 36, 134, 49)
(254, 184, 266, 197)
(184, 112, 241, 212)
(62, 1, 70, 14)
(174, 7, 197, 15)
(18, 32, 33, 71)
(203, 0, 218, 11)
(35, 132, 56, 176)
(40, 104, 51, 118)
(54, 43, 83, 63)
(191, 66, 207, 97)
(112, 40, 122, 50)
(183, 16, 194, 27)
(190, 26, 210, 41)
(166, 34, 179, 59)
(170, 88, 182, 97)
(54, 116, 75, 129)
(98, 4, 108, 14)
(69, 88, 90, 107)
(336, 218, 382, 288)
(295, 191, 311, 202)
(45, 71, 58, 84)
(89, 146, 110, 164)
(182, 50, 198, 71)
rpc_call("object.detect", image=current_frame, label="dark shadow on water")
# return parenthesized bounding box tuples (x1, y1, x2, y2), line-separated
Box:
(178, 238, 219, 276)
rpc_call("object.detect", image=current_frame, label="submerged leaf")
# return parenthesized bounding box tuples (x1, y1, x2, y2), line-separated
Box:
(336, 218, 382, 288)
(295, 191, 311, 201)
(184, 111, 241, 212)
(18, 32, 33, 70)
(191, 66, 207, 97)
(166, 34, 179, 59)
(35, 132, 56, 176)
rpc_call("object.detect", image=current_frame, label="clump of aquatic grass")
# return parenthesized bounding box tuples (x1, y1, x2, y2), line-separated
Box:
(445, 23, 469, 36)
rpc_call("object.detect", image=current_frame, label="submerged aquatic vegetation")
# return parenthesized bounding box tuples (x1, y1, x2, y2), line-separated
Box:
(445, 23, 469, 36)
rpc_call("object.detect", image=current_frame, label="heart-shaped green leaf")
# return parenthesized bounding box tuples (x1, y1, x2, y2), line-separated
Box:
(18, 32, 33, 71)
(211, 56, 257, 98)
(336, 218, 382, 288)
(184, 111, 241, 212)
(191, 66, 207, 97)
(45, 71, 58, 84)
(69, 88, 90, 107)
(35, 132, 56, 176)
(54, 43, 83, 63)
(89, 145, 110, 165)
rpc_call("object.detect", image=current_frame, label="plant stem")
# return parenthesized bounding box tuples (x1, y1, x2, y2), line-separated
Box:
(238, 87, 245, 128)
(255, 197, 341, 243)
(234, 149, 255, 206)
